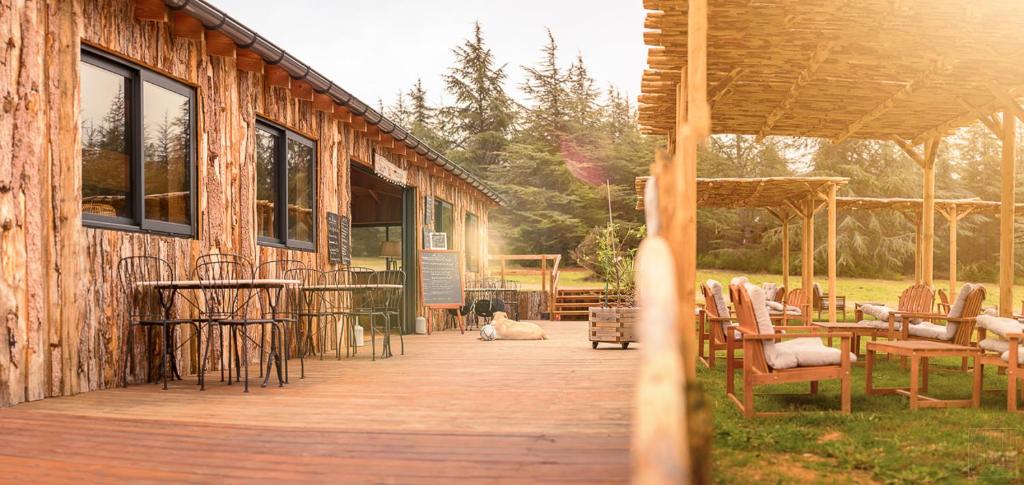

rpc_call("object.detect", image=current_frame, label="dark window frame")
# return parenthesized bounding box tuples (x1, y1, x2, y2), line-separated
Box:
(433, 197, 454, 249)
(255, 118, 318, 252)
(80, 46, 197, 238)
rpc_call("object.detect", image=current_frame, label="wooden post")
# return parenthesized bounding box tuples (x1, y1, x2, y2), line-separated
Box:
(781, 216, 790, 292)
(827, 185, 837, 323)
(500, 257, 507, 282)
(802, 198, 814, 324)
(914, 218, 923, 284)
(922, 152, 935, 287)
(948, 207, 958, 296)
(1000, 111, 1017, 316)
(541, 256, 547, 295)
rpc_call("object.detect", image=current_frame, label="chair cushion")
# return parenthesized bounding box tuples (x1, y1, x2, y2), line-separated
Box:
(1000, 348, 1024, 364)
(860, 304, 891, 321)
(976, 314, 1024, 339)
(979, 338, 1011, 354)
(947, 283, 975, 319)
(706, 279, 729, 317)
(907, 322, 951, 340)
(857, 319, 901, 331)
(762, 282, 778, 302)
(768, 337, 858, 370)
(765, 300, 800, 314)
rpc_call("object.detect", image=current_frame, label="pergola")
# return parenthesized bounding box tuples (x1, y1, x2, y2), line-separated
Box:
(635, 2, 1024, 477)
(636, 176, 848, 320)
(836, 197, 1024, 295)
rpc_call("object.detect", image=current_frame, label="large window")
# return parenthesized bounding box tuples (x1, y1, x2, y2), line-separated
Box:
(465, 212, 479, 272)
(256, 119, 317, 251)
(80, 47, 195, 236)
(433, 198, 454, 249)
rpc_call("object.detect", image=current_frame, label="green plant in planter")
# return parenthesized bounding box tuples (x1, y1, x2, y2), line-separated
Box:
(573, 223, 644, 307)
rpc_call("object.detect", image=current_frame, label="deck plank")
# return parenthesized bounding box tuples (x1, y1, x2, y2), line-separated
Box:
(0, 321, 636, 483)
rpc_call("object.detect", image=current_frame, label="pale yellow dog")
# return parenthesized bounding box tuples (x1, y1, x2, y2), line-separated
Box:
(492, 312, 548, 340)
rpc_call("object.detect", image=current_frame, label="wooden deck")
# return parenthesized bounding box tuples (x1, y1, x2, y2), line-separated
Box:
(0, 321, 636, 483)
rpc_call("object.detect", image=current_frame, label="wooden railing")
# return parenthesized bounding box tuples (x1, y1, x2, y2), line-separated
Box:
(488, 254, 562, 315)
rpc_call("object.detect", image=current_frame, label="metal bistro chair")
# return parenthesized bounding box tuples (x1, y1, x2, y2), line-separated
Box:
(285, 268, 331, 377)
(256, 259, 304, 383)
(339, 267, 390, 360)
(194, 258, 276, 392)
(323, 267, 361, 359)
(374, 269, 406, 357)
(117, 256, 200, 390)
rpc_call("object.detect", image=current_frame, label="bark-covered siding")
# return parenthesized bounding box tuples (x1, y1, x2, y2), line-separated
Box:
(0, 0, 494, 407)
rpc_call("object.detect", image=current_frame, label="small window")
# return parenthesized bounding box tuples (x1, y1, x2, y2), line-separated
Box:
(80, 47, 195, 237)
(256, 119, 317, 251)
(433, 198, 454, 248)
(465, 212, 479, 272)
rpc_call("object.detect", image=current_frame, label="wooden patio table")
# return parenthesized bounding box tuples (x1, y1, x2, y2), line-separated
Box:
(137, 279, 301, 388)
(812, 321, 885, 357)
(865, 340, 981, 410)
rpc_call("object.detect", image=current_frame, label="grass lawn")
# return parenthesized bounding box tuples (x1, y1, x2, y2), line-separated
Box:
(703, 350, 1024, 483)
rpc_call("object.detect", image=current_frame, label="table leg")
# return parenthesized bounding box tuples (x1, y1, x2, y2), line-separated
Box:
(921, 357, 929, 393)
(972, 356, 982, 408)
(909, 356, 920, 410)
(865, 348, 875, 394)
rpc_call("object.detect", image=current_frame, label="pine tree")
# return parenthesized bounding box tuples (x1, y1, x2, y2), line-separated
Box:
(565, 53, 599, 129)
(521, 29, 567, 145)
(441, 21, 515, 171)
(385, 91, 411, 127)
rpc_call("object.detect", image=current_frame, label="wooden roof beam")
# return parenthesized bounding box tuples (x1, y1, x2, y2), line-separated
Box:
(204, 30, 236, 59)
(134, 0, 167, 22)
(312, 93, 335, 113)
(332, 107, 352, 123)
(170, 11, 204, 40)
(708, 68, 744, 110)
(235, 49, 264, 74)
(265, 65, 291, 89)
(349, 116, 367, 132)
(987, 84, 1024, 126)
(891, 137, 926, 167)
(755, 41, 836, 142)
(290, 80, 314, 101)
(957, 97, 1003, 137)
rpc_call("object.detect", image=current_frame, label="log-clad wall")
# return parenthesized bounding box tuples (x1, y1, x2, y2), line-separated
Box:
(0, 0, 494, 407)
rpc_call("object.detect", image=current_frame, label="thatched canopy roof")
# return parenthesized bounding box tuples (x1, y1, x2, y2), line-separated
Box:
(837, 196, 1024, 217)
(640, 0, 1024, 142)
(635, 176, 848, 210)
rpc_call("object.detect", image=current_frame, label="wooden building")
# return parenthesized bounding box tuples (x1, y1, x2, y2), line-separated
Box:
(0, 0, 501, 407)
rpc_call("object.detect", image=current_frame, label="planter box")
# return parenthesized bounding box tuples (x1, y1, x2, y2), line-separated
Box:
(589, 306, 638, 349)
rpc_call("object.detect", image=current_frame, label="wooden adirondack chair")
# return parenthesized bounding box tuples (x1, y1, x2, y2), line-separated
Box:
(770, 287, 807, 325)
(726, 282, 853, 418)
(975, 331, 1024, 412)
(937, 289, 950, 315)
(893, 284, 986, 371)
(698, 281, 739, 368)
(814, 283, 847, 321)
(853, 284, 934, 340)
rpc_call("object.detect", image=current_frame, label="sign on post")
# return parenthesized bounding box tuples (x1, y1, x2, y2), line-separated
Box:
(419, 249, 464, 309)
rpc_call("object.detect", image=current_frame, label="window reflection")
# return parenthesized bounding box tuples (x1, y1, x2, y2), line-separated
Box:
(143, 81, 191, 225)
(81, 62, 130, 219)
(256, 128, 278, 239)
(287, 139, 314, 243)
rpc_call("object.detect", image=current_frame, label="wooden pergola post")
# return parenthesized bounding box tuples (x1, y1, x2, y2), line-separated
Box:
(895, 137, 940, 287)
(914, 218, 923, 284)
(826, 185, 837, 323)
(1000, 111, 1017, 316)
(944, 207, 958, 296)
(781, 215, 790, 292)
(802, 197, 815, 324)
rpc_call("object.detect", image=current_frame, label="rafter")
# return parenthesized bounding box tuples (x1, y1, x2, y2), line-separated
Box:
(708, 68, 744, 110)
(755, 41, 836, 142)
(891, 136, 925, 167)
(987, 84, 1024, 126)
(957, 97, 1003, 137)
(832, 61, 946, 144)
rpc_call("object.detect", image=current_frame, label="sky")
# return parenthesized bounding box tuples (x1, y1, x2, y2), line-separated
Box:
(212, 0, 648, 110)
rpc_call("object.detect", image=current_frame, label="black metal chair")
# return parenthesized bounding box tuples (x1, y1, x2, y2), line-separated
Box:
(323, 267, 362, 359)
(285, 268, 331, 377)
(473, 299, 495, 327)
(338, 267, 388, 360)
(256, 259, 304, 383)
(117, 255, 200, 390)
(374, 269, 406, 356)
(194, 258, 276, 392)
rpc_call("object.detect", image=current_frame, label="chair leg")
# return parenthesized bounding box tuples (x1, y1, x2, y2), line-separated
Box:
(161, 323, 168, 390)
(743, 375, 755, 418)
(371, 317, 377, 362)
(219, 326, 225, 383)
(1008, 369, 1018, 412)
(810, 381, 819, 395)
(259, 324, 265, 378)
(242, 325, 249, 393)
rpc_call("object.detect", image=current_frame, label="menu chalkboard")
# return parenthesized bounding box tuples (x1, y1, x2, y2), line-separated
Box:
(326, 212, 342, 264)
(419, 250, 464, 308)
(339, 215, 351, 266)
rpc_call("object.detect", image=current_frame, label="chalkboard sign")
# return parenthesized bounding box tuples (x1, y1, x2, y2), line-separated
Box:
(339, 215, 351, 265)
(326, 212, 342, 264)
(419, 250, 464, 308)
(429, 232, 448, 250)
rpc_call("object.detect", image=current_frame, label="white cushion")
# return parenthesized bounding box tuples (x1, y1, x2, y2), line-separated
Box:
(907, 322, 950, 340)
(976, 314, 1024, 339)
(860, 304, 891, 321)
(1000, 348, 1024, 364)
(857, 319, 901, 331)
(979, 338, 1011, 354)
(768, 337, 858, 370)
(983, 307, 998, 317)
(947, 283, 974, 319)
(762, 283, 778, 302)
(706, 280, 728, 316)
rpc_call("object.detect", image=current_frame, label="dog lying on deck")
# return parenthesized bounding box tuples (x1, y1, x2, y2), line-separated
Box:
(492, 312, 548, 340)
